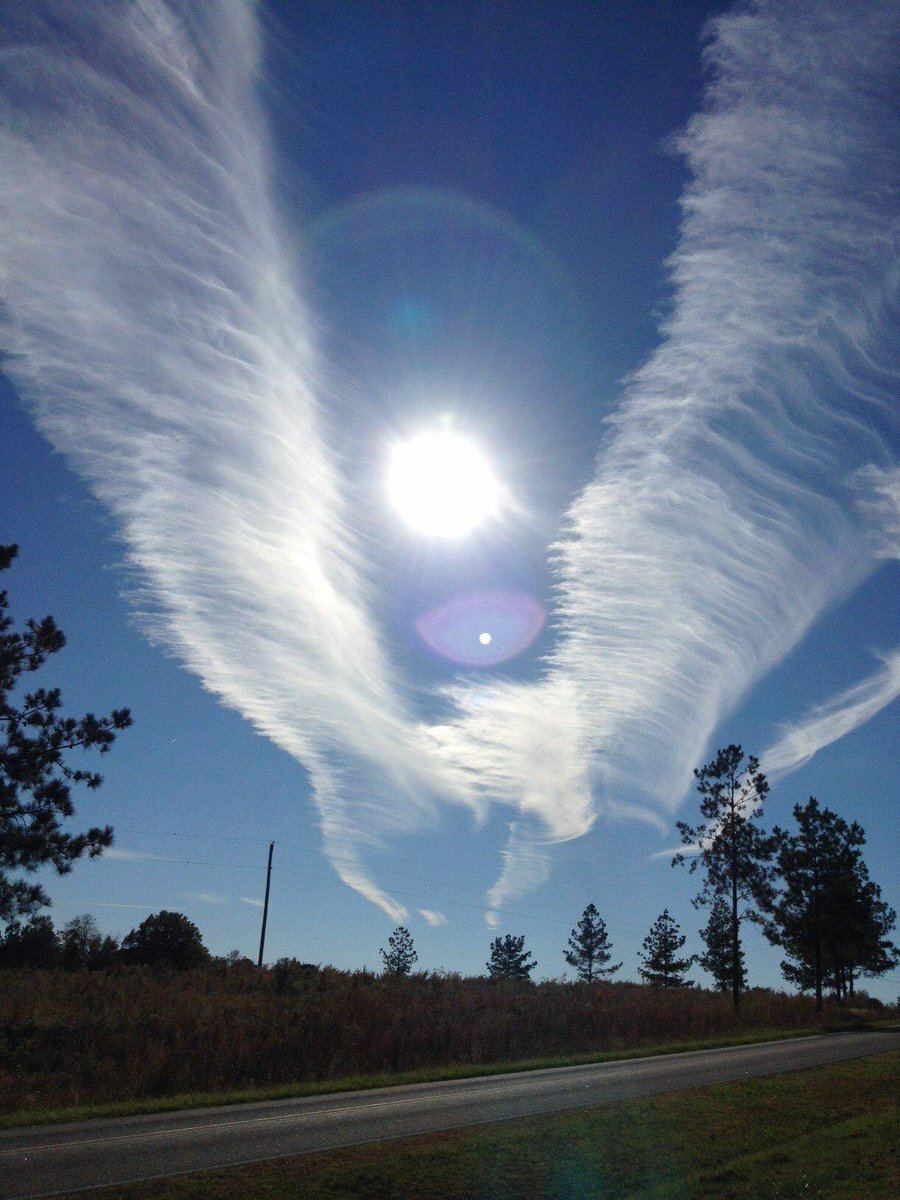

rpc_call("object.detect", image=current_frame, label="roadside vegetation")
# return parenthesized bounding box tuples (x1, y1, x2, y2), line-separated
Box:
(51, 1050, 900, 1200)
(0, 959, 869, 1119)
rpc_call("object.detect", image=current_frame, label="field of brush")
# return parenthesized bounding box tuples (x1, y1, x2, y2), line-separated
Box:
(0, 962, 833, 1116)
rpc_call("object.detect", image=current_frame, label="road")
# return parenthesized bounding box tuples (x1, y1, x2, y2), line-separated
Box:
(2, 1030, 898, 1199)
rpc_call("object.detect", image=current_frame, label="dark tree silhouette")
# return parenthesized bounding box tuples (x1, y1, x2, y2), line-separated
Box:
(0, 545, 132, 920)
(379, 925, 418, 975)
(121, 910, 209, 969)
(563, 903, 621, 982)
(698, 896, 747, 993)
(487, 933, 536, 980)
(673, 745, 775, 1010)
(638, 909, 694, 987)
(765, 798, 898, 1008)
(59, 912, 118, 970)
(0, 913, 59, 968)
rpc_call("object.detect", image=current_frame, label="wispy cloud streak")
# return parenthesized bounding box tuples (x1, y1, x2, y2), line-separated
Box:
(104, 848, 170, 863)
(762, 650, 900, 779)
(548, 0, 898, 806)
(433, 0, 898, 904)
(418, 909, 448, 928)
(0, 1, 473, 916)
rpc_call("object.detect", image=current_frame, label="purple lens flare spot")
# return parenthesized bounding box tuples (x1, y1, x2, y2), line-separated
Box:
(416, 590, 546, 666)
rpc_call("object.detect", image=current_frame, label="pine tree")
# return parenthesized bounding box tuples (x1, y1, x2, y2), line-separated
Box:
(698, 897, 747, 993)
(0, 545, 132, 920)
(487, 933, 536, 980)
(379, 925, 418, 975)
(766, 799, 898, 1007)
(563, 903, 621, 982)
(638, 909, 694, 987)
(673, 745, 775, 1009)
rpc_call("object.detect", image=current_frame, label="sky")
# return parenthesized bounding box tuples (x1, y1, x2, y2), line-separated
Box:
(0, 0, 897, 998)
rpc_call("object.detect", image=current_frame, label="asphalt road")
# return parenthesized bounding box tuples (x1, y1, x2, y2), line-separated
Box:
(2, 1030, 898, 1199)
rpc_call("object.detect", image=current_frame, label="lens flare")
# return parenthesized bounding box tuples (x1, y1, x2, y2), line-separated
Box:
(416, 590, 545, 666)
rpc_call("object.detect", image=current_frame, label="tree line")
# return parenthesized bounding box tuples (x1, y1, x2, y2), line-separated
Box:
(1, 545, 897, 1006)
(381, 745, 897, 1010)
(0, 909, 210, 970)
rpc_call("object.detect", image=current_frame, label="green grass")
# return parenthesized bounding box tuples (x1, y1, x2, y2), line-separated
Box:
(54, 1050, 900, 1200)
(0, 1026, 820, 1130)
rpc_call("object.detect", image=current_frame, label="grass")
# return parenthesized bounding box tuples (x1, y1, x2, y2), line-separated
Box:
(52, 1050, 900, 1200)
(0, 967, 828, 1118)
(0, 1026, 820, 1130)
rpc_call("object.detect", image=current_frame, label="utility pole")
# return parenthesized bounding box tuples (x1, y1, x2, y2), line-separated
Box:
(257, 840, 274, 967)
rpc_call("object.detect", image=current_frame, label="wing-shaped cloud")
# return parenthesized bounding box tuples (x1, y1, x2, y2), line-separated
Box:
(0, 1, 475, 917)
(430, 0, 898, 908)
(544, 0, 899, 806)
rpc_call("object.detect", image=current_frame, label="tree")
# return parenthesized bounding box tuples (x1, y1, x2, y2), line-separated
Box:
(638, 909, 694, 987)
(765, 799, 898, 1008)
(563, 903, 621, 982)
(121, 910, 209, 969)
(59, 912, 118, 970)
(0, 545, 132, 921)
(379, 925, 418, 976)
(0, 914, 59, 968)
(698, 896, 747, 993)
(673, 744, 775, 1010)
(487, 933, 536, 980)
(837, 879, 898, 997)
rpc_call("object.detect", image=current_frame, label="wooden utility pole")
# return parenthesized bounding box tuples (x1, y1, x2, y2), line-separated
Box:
(257, 841, 274, 967)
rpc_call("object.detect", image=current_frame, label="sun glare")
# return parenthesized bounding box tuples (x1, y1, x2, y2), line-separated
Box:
(388, 431, 502, 537)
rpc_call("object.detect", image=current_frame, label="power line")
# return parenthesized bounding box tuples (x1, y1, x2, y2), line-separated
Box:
(97, 851, 664, 931)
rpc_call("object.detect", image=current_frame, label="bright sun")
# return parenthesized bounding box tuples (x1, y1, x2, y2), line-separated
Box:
(388, 430, 502, 538)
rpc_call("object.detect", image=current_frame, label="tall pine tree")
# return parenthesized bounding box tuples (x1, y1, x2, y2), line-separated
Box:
(638, 910, 694, 987)
(380, 926, 418, 976)
(0, 545, 132, 920)
(698, 897, 747, 993)
(674, 745, 775, 1009)
(487, 933, 536, 980)
(564, 903, 621, 982)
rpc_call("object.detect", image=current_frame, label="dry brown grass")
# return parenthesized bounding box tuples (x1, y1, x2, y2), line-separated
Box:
(0, 964, 823, 1114)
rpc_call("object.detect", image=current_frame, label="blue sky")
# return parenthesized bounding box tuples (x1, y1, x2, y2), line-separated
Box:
(1, 1, 897, 997)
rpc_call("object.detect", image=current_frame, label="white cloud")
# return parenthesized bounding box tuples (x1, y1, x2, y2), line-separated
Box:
(240, 897, 265, 908)
(484, 823, 551, 920)
(418, 909, 447, 927)
(188, 892, 229, 905)
(650, 844, 700, 862)
(0, 1, 473, 921)
(762, 650, 900, 780)
(856, 465, 900, 559)
(427, 678, 595, 842)
(539, 0, 898, 819)
(435, 0, 899, 911)
(0, 0, 896, 924)
(103, 847, 169, 863)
